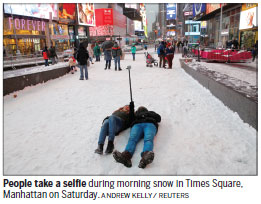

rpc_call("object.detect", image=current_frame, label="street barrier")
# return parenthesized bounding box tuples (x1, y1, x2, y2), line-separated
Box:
(191, 48, 252, 63)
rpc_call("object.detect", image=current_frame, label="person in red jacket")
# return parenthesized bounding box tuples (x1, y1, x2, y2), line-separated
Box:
(42, 46, 49, 66)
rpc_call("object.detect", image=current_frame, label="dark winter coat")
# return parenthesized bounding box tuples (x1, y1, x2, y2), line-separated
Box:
(131, 110, 161, 130)
(76, 45, 89, 65)
(49, 47, 57, 58)
(112, 45, 122, 58)
(93, 45, 101, 56)
(104, 49, 112, 60)
(166, 46, 174, 54)
(158, 43, 165, 56)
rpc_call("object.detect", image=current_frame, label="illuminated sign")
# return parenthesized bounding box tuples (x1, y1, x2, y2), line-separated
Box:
(77, 3, 95, 26)
(4, 3, 58, 19)
(201, 21, 207, 28)
(166, 3, 176, 20)
(140, 3, 148, 37)
(8, 17, 46, 31)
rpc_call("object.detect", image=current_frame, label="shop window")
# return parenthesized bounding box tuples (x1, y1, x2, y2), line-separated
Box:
(223, 17, 230, 29)
(230, 15, 234, 27)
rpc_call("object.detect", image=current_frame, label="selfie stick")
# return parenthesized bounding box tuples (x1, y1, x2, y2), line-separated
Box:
(126, 65, 133, 102)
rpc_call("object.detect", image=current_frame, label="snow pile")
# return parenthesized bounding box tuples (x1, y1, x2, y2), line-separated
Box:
(4, 62, 69, 79)
(3, 49, 256, 175)
(185, 60, 257, 102)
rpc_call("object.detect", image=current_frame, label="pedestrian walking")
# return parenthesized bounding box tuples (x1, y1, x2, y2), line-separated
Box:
(87, 44, 94, 64)
(75, 43, 89, 80)
(112, 42, 122, 71)
(49, 46, 58, 65)
(113, 106, 161, 168)
(131, 44, 136, 61)
(94, 105, 133, 155)
(157, 41, 166, 68)
(104, 48, 112, 70)
(166, 43, 174, 69)
(93, 43, 101, 62)
(42, 46, 49, 66)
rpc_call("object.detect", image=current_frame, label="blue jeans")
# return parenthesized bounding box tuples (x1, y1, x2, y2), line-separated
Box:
(44, 59, 49, 66)
(132, 53, 135, 60)
(125, 123, 157, 156)
(96, 55, 100, 61)
(105, 60, 111, 68)
(114, 56, 121, 69)
(98, 115, 123, 145)
(78, 64, 88, 79)
(89, 56, 93, 63)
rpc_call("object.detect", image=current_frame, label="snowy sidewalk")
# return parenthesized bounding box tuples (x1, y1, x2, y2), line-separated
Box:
(3, 48, 256, 175)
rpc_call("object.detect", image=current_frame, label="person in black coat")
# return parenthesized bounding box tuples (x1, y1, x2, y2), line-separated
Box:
(113, 106, 161, 168)
(76, 43, 89, 80)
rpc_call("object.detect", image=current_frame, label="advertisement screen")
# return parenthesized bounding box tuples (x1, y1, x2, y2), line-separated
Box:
(239, 7, 257, 30)
(77, 3, 95, 26)
(59, 3, 76, 23)
(166, 3, 176, 20)
(193, 3, 206, 17)
(4, 3, 58, 19)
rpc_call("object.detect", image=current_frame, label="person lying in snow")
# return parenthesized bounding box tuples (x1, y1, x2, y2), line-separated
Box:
(95, 103, 134, 155)
(113, 106, 161, 168)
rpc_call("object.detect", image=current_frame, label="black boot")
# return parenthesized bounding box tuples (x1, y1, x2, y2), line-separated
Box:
(138, 151, 154, 168)
(105, 141, 114, 154)
(94, 144, 104, 155)
(113, 150, 132, 167)
(115, 67, 117, 71)
(118, 67, 122, 71)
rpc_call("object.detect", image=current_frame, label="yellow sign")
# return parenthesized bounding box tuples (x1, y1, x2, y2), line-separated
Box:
(242, 3, 257, 11)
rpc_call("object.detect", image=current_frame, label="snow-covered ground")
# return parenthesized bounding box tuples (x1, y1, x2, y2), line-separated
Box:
(3, 48, 257, 175)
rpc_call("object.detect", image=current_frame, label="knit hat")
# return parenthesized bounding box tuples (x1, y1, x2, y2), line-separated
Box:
(135, 106, 148, 114)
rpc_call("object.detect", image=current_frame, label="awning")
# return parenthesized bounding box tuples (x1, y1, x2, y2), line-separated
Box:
(123, 8, 142, 21)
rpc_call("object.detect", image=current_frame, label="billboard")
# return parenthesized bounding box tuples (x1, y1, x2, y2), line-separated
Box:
(239, 7, 257, 30)
(134, 20, 142, 31)
(95, 8, 113, 26)
(193, 3, 206, 17)
(166, 3, 176, 20)
(77, 3, 95, 26)
(58, 3, 76, 24)
(206, 4, 220, 14)
(4, 3, 58, 19)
